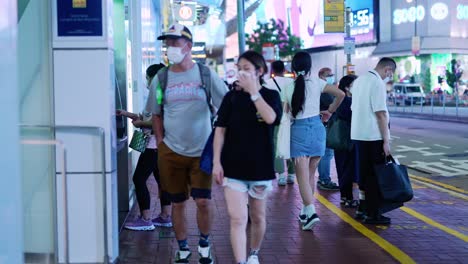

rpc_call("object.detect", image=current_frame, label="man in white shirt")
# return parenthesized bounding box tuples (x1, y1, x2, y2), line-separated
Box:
(350, 57, 396, 225)
(265, 60, 296, 186)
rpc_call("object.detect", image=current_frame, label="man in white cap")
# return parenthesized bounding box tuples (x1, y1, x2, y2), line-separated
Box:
(146, 23, 228, 263)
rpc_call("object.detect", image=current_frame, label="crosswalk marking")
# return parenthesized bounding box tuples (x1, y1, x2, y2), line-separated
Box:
(409, 139, 424, 144)
(395, 145, 445, 156)
(433, 144, 451, 149)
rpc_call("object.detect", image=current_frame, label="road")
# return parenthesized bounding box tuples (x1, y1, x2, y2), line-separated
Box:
(390, 117, 468, 190)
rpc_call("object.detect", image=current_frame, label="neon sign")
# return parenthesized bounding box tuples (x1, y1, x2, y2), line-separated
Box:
(393, 5, 425, 25)
(430, 2, 449, 21)
(457, 4, 468, 20)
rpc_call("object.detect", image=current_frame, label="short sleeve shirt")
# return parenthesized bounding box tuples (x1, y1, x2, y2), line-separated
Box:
(214, 88, 282, 181)
(350, 70, 389, 141)
(145, 64, 228, 157)
(281, 77, 327, 119)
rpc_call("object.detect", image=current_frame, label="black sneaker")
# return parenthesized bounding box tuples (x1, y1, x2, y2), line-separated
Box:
(354, 210, 367, 220)
(317, 180, 340, 191)
(302, 213, 320, 231)
(298, 214, 307, 224)
(344, 199, 359, 208)
(363, 215, 391, 225)
(198, 245, 214, 264)
(175, 249, 191, 263)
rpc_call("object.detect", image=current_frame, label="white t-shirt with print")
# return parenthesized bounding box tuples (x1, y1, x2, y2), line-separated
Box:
(350, 70, 389, 141)
(281, 76, 327, 119)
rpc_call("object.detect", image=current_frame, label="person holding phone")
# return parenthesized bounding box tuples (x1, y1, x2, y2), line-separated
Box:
(212, 51, 282, 264)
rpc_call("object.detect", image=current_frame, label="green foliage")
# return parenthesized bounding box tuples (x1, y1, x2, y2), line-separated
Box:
(422, 68, 432, 93)
(245, 19, 303, 60)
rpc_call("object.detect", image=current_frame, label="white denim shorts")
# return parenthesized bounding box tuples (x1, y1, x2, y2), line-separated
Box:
(223, 177, 273, 200)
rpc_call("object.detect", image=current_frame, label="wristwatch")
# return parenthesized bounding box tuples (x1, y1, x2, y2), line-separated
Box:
(250, 93, 261, 102)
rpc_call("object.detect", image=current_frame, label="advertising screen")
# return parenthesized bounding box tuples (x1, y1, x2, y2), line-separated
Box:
(245, 0, 375, 49)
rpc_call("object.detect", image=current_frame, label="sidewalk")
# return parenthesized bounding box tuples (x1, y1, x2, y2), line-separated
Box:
(119, 170, 468, 264)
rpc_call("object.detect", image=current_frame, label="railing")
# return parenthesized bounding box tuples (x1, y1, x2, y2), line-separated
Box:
(387, 94, 468, 120)
(21, 139, 68, 264)
(20, 125, 109, 264)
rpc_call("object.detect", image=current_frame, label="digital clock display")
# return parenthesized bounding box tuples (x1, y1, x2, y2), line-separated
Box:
(352, 8, 370, 27)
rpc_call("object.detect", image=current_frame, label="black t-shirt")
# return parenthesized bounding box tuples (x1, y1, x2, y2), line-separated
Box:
(214, 87, 282, 181)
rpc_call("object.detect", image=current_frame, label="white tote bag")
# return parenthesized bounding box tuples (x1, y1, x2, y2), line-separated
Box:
(276, 106, 291, 159)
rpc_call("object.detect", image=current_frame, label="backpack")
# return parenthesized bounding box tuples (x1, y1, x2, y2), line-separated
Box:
(156, 63, 214, 114)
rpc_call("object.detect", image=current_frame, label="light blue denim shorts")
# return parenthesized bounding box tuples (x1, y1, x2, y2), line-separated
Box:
(223, 177, 273, 200)
(290, 115, 326, 158)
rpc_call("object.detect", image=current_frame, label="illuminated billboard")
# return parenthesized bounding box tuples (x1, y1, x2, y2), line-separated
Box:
(244, 0, 376, 49)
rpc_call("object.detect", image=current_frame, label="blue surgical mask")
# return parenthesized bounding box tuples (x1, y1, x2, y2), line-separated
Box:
(326, 76, 335, 84)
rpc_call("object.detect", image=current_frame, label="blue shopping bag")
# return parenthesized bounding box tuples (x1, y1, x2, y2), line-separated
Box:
(199, 130, 214, 175)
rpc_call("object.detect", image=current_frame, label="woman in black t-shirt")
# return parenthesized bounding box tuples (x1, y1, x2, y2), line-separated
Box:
(213, 51, 282, 264)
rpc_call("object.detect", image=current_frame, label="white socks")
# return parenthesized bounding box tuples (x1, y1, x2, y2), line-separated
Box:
(303, 204, 316, 217)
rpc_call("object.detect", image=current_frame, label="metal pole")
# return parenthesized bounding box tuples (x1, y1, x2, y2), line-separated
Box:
(431, 93, 434, 116)
(237, 0, 246, 54)
(345, 7, 352, 65)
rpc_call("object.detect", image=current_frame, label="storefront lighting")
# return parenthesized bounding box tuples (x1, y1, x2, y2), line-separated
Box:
(431, 2, 449, 21)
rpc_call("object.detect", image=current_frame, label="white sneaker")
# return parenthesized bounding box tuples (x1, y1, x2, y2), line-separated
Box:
(247, 254, 259, 264)
(174, 249, 191, 263)
(198, 245, 214, 264)
(277, 176, 287, 186)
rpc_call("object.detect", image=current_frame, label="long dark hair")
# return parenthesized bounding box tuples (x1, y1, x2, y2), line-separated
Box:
(338, 74, 357, 94)
(238, 50, 268, 85)
(291, 51, 311, 118)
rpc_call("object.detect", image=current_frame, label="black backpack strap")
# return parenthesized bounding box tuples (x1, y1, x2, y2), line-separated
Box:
(272, 77, 281, 92)
(197, 63, 215, 114)
(157, 67, 169, 116)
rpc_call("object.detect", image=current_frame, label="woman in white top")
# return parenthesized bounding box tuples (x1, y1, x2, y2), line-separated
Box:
(282, 52, 344, 230)
(118, 64, 172, 231)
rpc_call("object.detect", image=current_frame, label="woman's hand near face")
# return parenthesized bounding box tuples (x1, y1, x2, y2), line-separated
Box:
(237, 71, 260, 95)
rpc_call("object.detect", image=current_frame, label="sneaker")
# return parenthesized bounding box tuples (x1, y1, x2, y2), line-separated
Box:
(277, 176, 287, 186)
(354, 210, 366, 220)
(247, 254, 259, 264)
(124, 216, 155, 231)
(198, 245, 214, 264)
(152, 215, 173, 227)
(317, 180, 340, 191)
(175, 249, 191, 263)
(363, 215, 391, 225)
(302, 213, 320, 231)
(344, 200, 359, 208)
(298, 214, 307, 224)
(286, 175, 295, 184)
(340, 197, 347, 204)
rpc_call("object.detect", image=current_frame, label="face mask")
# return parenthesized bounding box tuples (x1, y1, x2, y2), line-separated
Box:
(166, 44, 187, 64)
(326, 76, 335, 84)
(383, 70, 393, 83)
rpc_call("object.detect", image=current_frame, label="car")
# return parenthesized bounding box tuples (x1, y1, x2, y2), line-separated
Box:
(391, 83, 426, 106)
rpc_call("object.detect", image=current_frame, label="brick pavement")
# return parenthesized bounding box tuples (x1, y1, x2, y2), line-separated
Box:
(119, 173, 468, 264)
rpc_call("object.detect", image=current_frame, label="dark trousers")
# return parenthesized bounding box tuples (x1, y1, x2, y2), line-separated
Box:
(334, 146, 356, 200)
(355, 140, 386, 216)
(133, 148, 170, 211)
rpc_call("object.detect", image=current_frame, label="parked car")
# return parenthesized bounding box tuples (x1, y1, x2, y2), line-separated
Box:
(391, 83, 426, 105)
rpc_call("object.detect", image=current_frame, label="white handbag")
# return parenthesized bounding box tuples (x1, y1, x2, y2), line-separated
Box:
(276, 104, 291, 159)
